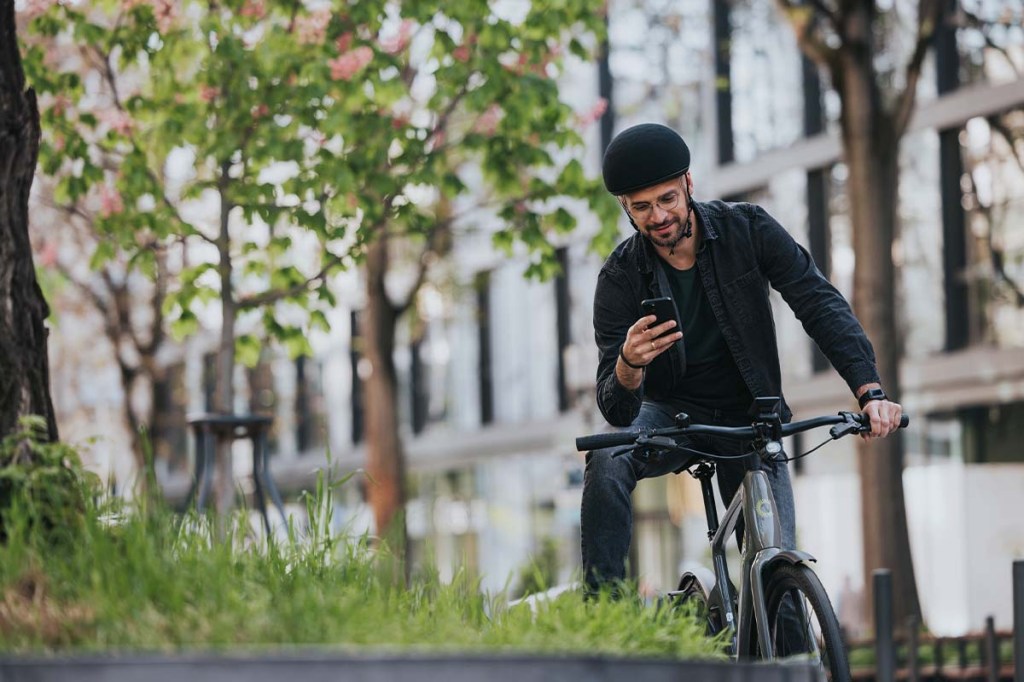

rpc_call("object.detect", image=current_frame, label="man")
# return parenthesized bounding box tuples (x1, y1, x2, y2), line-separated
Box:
(582, 123, 903, 592)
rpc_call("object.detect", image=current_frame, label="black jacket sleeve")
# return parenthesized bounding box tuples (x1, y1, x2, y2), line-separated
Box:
(751, 205, 881, 394)
(593, 266, 644, 426)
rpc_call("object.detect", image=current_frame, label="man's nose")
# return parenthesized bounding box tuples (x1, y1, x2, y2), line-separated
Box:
(650, 203, 669, 223)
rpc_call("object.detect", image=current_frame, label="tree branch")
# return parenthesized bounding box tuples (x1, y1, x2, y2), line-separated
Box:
(774, 0, 841, 71)
(48, 198, 169, 355)
(958, 5, 1023, 79)
(235, 250, 345, 311)
(88, 43, 218, 246)
(394, 214, 452, 317)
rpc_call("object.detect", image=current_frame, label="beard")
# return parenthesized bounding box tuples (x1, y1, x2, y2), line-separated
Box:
(645, 218, 688, 249)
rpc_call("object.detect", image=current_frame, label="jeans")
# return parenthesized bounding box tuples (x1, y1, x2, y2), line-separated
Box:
(580, 400, 797, 592)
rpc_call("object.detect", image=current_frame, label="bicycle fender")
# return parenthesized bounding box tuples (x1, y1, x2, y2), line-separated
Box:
(745, 548, 817, 660)
(763, 549, 816, 567)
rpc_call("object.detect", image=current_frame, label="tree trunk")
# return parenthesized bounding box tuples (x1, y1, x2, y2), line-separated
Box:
(363, 232, 408, 557)
(0, 0, 58, 441)
(835, 3, 921, 629)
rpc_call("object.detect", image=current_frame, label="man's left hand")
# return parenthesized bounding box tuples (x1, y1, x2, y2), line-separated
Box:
(861, 398, 903, 439)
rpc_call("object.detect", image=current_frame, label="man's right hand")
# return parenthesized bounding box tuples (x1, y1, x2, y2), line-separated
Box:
(617, 314, 683, 376)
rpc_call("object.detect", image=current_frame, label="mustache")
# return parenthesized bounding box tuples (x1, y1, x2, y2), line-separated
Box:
(648, 218, 677, 231)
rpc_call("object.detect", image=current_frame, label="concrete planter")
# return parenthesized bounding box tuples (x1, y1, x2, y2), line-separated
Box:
(0, 652, 820, 681)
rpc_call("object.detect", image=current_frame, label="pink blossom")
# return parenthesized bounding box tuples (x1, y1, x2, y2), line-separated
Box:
(49, 94, 71, 117)
(295, 9, 331, 45)
(98, 185, 124, 218)
(240, 0, 266, 19)
(502, 53, 529, 75)
(452, 45, 470, 63)
(52, 134, 65, 152)
(473, 104, 503, 136)
(152, 0, 177, 33)
(335, 31, 353, 53)
(251, 103, 269, 119)
(328, 46, 373, 81)
(20, 0, 57, 20)
(429, 130, 445, 150)
(574, 97, 608, 129)
(37, 241, 59, 268)
(380, 20, 414, 55)
(199, 85, 219, 103)
(98, 108, 134, 136)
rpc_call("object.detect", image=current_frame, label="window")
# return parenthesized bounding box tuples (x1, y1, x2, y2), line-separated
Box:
(729, 0, 804, 162)
(957, 1, 1024, 88)
(475, 271, 494, 426)
(555, 247, 572, 412)
(961, 402, 1024, 463)
(898, 130, 945, 359)
(960, 111, 1024, 348)
(350, 310, 365, 444)
(151, 362, 187, 474)
(295, 356, 326, 452)
(247, 354, 280, 455)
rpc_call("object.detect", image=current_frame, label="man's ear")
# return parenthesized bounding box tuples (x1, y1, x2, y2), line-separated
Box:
(684, 171, 694, 195)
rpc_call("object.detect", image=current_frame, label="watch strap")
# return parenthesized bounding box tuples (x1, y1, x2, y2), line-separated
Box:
(858, 387, 888, 409)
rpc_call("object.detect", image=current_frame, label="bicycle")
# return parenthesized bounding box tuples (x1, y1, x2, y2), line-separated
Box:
(575, 396, 909, 681)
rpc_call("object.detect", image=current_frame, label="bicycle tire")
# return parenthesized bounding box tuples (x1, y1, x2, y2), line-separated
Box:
(752, 562, 851, 682)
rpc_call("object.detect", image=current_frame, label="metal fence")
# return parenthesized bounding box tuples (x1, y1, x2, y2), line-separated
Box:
(857, 561, 1024, 682)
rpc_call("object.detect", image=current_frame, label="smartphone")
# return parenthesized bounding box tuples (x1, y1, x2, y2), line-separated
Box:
(641, 296, 682, 339)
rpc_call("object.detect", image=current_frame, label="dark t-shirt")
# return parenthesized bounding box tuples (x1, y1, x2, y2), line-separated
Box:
(661, 260, 753, 416)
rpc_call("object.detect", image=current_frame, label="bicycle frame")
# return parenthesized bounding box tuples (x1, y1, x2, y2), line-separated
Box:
(701, 459, 816, 660)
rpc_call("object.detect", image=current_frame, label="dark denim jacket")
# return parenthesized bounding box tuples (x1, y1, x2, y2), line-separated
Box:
(593, 200, 880, 427)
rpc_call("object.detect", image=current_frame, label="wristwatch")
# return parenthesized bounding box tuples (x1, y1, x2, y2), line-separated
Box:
(858, 387, 888, 409)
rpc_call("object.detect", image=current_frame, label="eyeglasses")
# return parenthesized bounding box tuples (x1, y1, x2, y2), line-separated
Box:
(625, 186, 685, 221)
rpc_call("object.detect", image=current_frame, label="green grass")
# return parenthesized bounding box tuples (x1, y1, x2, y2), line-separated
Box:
(0, 467, 723, 659)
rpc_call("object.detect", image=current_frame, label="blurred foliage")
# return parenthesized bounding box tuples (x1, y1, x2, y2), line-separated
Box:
(0, 417, 99, 544)
(20, 0, 621, 364)
(513, 535, 560, 599)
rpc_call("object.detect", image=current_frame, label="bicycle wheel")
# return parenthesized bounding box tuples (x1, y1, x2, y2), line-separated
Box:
(753, 562, 850, 682)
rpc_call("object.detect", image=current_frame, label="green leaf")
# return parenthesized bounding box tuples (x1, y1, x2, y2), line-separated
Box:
(89, 240, 117, 269)
(236, 334, 262, 368)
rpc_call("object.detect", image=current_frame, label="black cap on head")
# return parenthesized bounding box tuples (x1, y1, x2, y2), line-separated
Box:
(602, 123, 691, 195)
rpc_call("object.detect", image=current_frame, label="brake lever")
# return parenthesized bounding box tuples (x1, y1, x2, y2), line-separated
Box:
(638, 435, 681, 449)
(611, 435, 680, 460)
(830, 412, 867, 439)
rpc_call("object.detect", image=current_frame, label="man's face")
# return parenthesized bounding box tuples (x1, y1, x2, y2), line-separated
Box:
(621, 175, 692, 248)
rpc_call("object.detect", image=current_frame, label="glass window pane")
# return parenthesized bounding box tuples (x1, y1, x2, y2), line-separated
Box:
(730, 0, 803, 161)
(961, 111, 1024, 348)
(899, 130, 945, 358)
(958, 1, 1024, 87)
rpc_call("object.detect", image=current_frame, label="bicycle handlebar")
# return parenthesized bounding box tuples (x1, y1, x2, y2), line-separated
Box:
(575, 411, 909, 452)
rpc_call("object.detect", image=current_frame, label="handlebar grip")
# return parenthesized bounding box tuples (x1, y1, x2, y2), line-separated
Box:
(855, 413, 910, 428)
(575, 431, 640, 452)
